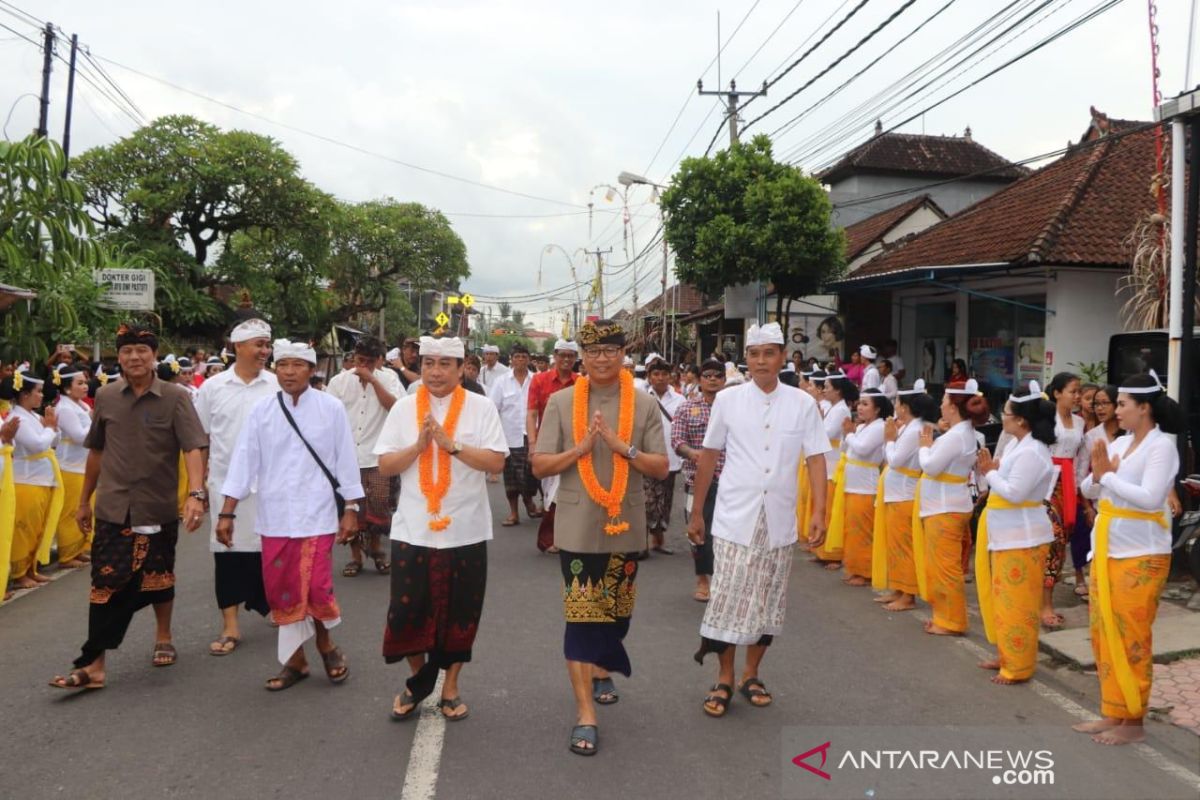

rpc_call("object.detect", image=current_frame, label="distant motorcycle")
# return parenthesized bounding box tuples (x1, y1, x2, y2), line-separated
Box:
(1177, 476, 1200, 583)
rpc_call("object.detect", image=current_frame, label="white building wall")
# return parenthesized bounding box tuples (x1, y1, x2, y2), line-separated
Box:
(1044, 269, 1123, 373)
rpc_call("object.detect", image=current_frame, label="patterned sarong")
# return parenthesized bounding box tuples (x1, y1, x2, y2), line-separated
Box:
(643, 472, 677, 532)
(924, 512, 971, 633)
(697, 508, 793, 657)
(261, 534, 340, 664)
(841, 492, 875, 580)
(1089, 554, 1169, 719)
(990, 544, 1048, 681)
(561, 551, 638, 676)
(502, 445, 538, 497)
(360, 466, 399, 535)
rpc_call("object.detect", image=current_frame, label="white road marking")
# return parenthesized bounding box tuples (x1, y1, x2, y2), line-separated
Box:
(915, 611, 1200, 793)
(400, 672, 447, 800)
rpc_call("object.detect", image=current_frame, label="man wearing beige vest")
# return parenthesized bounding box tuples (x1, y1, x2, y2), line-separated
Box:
(532, 319, 668, 757)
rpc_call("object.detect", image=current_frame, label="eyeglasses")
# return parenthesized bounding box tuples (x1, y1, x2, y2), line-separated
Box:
(1092, 399, 1113, 408)
(582, 346, 622, 359)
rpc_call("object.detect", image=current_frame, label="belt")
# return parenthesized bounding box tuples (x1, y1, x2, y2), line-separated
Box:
(976, 494, 1044, 644)
(1092, 498, 1168, 716)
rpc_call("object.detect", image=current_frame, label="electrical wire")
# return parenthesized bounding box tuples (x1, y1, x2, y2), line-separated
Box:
(731, 0, 812, 80)
(753, 0, 875, 101)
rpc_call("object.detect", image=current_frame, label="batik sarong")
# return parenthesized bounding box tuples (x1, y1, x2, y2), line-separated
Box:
(562, 550, 638, 676)
(885, 500, 918, 595)
(643, 471, 677, 532)
(841, 492, 875, 580)
(360, 466, 399, 538)
(74, 519, 178, 668)
(261, 534, 340, 664)
(924, 511, 971, 633)
(696, 508, 792, 660)
(990, 544, 1049, 681)
(1043, 478, 1069, 587)
(1089, 554, 1169, 719)
(502, 445, 538, 497)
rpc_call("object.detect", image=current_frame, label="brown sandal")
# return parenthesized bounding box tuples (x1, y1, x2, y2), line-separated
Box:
(320, 646, 349, 684)
(265, 665, 309, 691)
(342, 560, 363, 577)
(209, 635, 240, 656)
(152, 642, 177, 667)
(49, 669, 105, 691)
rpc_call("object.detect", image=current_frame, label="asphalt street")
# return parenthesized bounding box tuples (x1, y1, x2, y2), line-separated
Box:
(1, 482, 1197, 800)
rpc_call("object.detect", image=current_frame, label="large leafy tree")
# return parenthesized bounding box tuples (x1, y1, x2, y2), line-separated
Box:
(661, 135, 845, 332)
(0, 136, 123, 363)
(72, 115, 331, 338)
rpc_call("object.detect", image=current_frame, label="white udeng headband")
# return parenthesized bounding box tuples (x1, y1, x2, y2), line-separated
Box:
(825, 370, 848, 381)
(1009, 379, 1045, 404)
(896, 378, 927, 396)
(1118, 368, 1166, 395)
(944, 378, 982, 396)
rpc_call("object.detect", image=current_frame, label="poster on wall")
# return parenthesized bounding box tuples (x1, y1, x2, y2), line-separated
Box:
(971, 338, 1014, 388)
(1017, 337, 1046, 386)
(766, 313, 845, 364)
(919, 338, 948, 384)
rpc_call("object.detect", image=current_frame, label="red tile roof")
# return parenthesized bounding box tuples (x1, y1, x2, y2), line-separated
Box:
(635, 283, 708, 316)
(842, 194, 946, 262)
(819, 131, 1028, 184)
(835, 120, 1162, 285)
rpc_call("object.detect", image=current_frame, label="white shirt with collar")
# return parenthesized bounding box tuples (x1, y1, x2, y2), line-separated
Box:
(843, 417, 885, 494)
(982, 433, 1055, 550)
(54, 396, 92, 474)
(703, 380, 830, 549)
(861, 364, 881, 390)
(1080, 426, 1177, 558)
(222, 387, 364, 538)
(479, 361, 511, 390)
(821, 401, 851, 472)
(374, 388, 509, 549)
(880, 373, 898, 401)
(327, 367, 402, 468)
(488, 369, 533, 449)
(647, 384, 686, 472)
(883, 420, 926, 502)
(195, 365, 280, 552)
(917, 420, 978, 517)
(10, 404, 60, 486)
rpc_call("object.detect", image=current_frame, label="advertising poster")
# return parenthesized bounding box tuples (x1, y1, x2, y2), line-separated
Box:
(1017, 337, 1046, 386)
(919, 338, 948, 384)
(971, 338, 1014, 388)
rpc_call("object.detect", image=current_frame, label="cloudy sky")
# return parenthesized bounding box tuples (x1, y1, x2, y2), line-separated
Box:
(1, 0, 1196, 333)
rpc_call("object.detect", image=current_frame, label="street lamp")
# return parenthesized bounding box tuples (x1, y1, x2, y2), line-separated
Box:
(539, 244, 586, 335)
(618, 171, 671, 359)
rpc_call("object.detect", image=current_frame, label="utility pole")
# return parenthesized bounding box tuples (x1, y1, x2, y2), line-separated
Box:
(584, 247, 612, 318)
(61, 34, 78, 175)
(660, 214, 669, 358)
(36, 23, 55, 138)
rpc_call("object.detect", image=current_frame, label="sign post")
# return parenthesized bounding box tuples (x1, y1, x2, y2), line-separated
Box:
(95, 268, 155, 311)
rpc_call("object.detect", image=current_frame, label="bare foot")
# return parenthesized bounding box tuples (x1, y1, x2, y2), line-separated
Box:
(924, 622, 962, 636)
(990, 674, 1026, 685)
(59, 558, 87, 569)
(29, 572, 52, 584)
(874, 591, 901, 604)
(13, 576, 38, 590)
(1041, 609, 1064, 628)
(1092, 723, 1145, 745)
(884, 597, 916, 612)
(1072, 718, 1121, 734)
(823, 561, 842, 571)
(978, 658, 1001, 671)
(842, 575, 868, 586)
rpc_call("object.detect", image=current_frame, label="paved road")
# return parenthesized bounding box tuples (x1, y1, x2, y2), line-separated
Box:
(2, 483, 1197, 799)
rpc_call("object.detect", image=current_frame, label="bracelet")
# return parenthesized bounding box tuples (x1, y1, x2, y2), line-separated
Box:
(217, 513, 236, 520)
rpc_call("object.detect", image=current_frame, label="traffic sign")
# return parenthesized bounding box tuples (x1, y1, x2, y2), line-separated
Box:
(460, 293, 474, 308)
(447, 296, 460, 305)
(435, 311, 450, 327)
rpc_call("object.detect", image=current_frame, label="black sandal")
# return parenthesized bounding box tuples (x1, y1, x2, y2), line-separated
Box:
(370, 551, 390, 574)
(569, 724, 598, 756)
(592, 676, 619, 705)
(703, 683, 733, 717)
(265, 665, 309, 691)
(342, 560, 363, 577)
(738, 677, 773, 707)
(438, 697, 470, 721)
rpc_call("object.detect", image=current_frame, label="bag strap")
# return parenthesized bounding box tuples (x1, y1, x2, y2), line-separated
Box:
(277, 392, 341, 493)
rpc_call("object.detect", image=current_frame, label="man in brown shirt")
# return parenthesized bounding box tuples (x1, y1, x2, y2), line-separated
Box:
(50, 323, 208, 691)
(532, 320, 667, 757)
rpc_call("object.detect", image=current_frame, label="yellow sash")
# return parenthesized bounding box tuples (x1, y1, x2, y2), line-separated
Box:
(796, 457, 810, 542)
(911, 472, 969, 601)
(25, 450, 65, 566)
(826, 455, 878, 550)
(0, 445, 16, 603)
(975, 494, 1042, 644)
(871, 465, 921, 589)
(1093, 498, 1168, 717)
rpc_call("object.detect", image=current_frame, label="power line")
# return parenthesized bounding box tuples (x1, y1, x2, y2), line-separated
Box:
(78, 47, 145, 122)
(752, 0, 875, 103)
(731, 0, 812, 80)
(741, 0, 923, 134)
(0, 0, 42, 27)
(763, 0, 853, 83)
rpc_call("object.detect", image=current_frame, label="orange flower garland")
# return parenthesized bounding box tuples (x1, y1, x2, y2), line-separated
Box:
(416, 384, 466, 531)
(573, 370, 636, 535)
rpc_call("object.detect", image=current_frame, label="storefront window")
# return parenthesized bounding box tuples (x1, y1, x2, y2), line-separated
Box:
(914, 302, 955, 388)
(968, 295, 1045, 410)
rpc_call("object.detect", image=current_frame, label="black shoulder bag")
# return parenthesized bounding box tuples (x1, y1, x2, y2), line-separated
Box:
(276, 391, 346, 517)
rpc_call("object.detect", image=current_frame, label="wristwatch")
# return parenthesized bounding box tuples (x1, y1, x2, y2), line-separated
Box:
(451, 440, 464, 455)
(188, 490, 208, 502)
(344, 503, 360, 513)
(625, 444, 639, 460)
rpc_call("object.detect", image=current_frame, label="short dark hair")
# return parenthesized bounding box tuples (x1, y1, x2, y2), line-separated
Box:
(1046, 371, 1080, 404)
(510, 344, 530, 356)
(354, 336, 386, 360)
(861, 389, 893, 419)
(898, 392, 939, 423)
(647, 359, 671, 375)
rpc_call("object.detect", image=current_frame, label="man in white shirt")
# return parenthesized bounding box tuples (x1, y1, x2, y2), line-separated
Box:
(860, 344, 881, 390)
(217, 339, 362, 691)
(687, 323, 830, 716)
(643, 354, 686, 555)
(879, 359, 899, 402)
(375, 336, 508, 722)
(882, 338, 905, 381)
(326, 336, 401, 577)
(478, 344, 510, 391)
(194, 318, 278, 656)
(488, 343, 540, 525)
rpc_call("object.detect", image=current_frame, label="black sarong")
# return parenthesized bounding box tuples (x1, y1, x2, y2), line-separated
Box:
(214, 552, 270, 615)
(74, 519, 178, 668)
(561, 551, 638, 676)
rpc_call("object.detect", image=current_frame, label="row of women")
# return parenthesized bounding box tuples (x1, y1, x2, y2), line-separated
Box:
(1, 365, 95, 600)
(797, 367, 1183, 745)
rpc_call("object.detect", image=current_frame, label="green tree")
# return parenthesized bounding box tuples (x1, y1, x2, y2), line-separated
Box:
(661, 135, 844, 334)
(0, 136, 122, 363)
(73, 115, 332, 339)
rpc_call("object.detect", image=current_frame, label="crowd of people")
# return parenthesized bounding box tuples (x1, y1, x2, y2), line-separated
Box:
(0, 316, 1185, 755)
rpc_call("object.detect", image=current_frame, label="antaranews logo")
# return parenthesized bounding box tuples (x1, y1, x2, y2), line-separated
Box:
(791, 741, 832, 780)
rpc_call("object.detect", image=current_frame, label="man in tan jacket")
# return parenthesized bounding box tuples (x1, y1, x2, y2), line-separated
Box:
(532, 319, 668, 757)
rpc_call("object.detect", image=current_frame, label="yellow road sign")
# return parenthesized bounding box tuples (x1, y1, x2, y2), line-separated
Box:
(435, 311, 450, 327)
(460, 293, 474, 308)
(447, 296, 460, 305)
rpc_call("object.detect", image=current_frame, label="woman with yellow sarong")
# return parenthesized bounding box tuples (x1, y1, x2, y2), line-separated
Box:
(1, 414, 22, 601)
(1073, 371, 1180, 746)
(810, 371, 856, 569)
(915, 379, 989, 636)
(2, 369, 62, 590)
(875, 381, 938, 611)
(834, 388, 890, 586)
(974, 381, 1056, 684)
(53, 366, 93, 567)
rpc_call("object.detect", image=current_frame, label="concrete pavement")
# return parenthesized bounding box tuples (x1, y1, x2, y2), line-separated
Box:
(1, 483, 1197, 799)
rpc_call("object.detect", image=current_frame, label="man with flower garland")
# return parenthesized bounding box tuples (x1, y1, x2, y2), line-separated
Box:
(532, 319, 668, 757)
(375, 336, 508, 722)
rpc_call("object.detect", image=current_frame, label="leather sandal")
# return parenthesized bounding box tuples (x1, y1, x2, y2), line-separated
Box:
(703, 683, 733, 717)
(265, 665, 309, 691)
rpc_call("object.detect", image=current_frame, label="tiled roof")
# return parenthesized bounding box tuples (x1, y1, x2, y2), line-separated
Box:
(842, 194, 945, 262)
(819, 131, 1028, 184)
(835, 120, 1161, 284)
(635, 283, 707, 316)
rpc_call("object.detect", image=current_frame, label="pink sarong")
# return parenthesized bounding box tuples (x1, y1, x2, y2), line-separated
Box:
(261, 534, 341, 663)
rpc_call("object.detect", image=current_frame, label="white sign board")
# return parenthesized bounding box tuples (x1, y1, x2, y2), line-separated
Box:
(96, 268, 155, 311)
